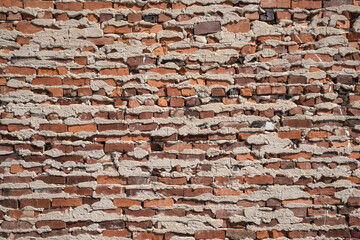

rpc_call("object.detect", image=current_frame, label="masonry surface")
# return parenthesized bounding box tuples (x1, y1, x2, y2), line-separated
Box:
(0, 0, 360, 239)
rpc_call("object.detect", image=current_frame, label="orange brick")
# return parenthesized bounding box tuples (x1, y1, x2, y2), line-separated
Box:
(52, 198, 82, 207)
(10, 165, 24, 174)
(144, 198, 174, 207)
(24, 0, 53, 9)
(99, 68, 129, 76)
(225, 21, 251, 33)
(6, 66, 36, 75)
(113, 199, 141, 207)
(257, 231, 270, 239)
(97, 176, 126, 184)
(148, 68, 176, 74)
(103, 229, 131, 238)
(68, 124, 97, 133)
(157, 98, 168, 107)
(278, 130, 302, 139)
(48, 88, 63, 97)
(84, 1, 112, 10)
(214, 187, 242, 196)
(152, 46, 168, 56)
(261, 0, 290, 8)
(240, 87, 253, 96)
(306, 130, 330, 139)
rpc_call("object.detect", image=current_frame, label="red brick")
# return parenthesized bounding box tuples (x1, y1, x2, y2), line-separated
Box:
(36, 220, 66, 229)
(271, 86, 286, 94)
(349, 95, 360, 103)
(64, 187, 92, 195)
(283, 119, 312, 128)
(56, 2, 83, 11)
(225, 21, 251, 33)
(39, 124, 67, 133)
(4, 176, 31, 183)
(261, 0, 290, 8)
(211, 88, 226, 97)
(125, 209, 155, 217)
(319, 229, 350, 238)
(278, 130, 302, 139)
(20, 199, 50, 208)
(24, 0, 53, 9)
(52, 198, 82, 207)
(133, 232, 163, 240)
(194, 21, 221, 35)
(349, 217, 360, 226)
(113, 199, 141, 207)
(104, 143, 135, 152)
(100, 68, 129, 76)
(256, 85, 271, 95)
(170, 98, 184, 107)
(144, 198, 174, 207)
(1, 0, 22, 7)
(36, 175, 65, 184)
(348, 197, 360, 206)
(276, 11, 291, 20)
(246, 175, 273, 185)
(33, 77, 62, 86)
(323, 0, 352, 7)
(128, 13, 142, 22)
(288, 231, 317, 238)
(158, 177, 187, 185)
(195, 230, 225, 239)
(68, 124, 97, 133)
(95, 186, 124, 195)
(84, 1, 112, 10)
(1, 221, 32, 230)
(6, 66, 36, 75)
(87, 37, 114, 45)
(292, 0, 322, 9)
(16, 21, 43, 34)
(103, 229, 131, 238)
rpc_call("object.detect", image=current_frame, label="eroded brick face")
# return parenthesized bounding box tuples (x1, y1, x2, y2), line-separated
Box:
(0, 0, 359, 239)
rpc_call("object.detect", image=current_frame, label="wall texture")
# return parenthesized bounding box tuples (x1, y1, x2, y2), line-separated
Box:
(0, 0, 360, 239)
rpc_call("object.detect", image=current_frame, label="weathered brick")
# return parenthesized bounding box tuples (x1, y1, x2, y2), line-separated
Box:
(56, 2, 83, 11)
(261, 0, 290, 8)
(195, 230, 225, 239)
(194, 21, 221, 35)
(20, 199, 50, 208)
(323, 0, 353, 7)
(36, 220, 66, 229)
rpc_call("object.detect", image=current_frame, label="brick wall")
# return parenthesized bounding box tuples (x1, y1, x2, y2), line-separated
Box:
(0, 0, 360, 239)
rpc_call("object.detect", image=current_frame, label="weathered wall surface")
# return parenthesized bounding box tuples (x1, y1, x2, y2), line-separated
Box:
(0, 0, 360, 239)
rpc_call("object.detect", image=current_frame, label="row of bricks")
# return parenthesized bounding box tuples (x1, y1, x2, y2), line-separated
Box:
(1, 171, 359, 186)
(0, 226, 358, 239)
(1, 148, 358, 164)
(2, 66, 360, 80)
(0, 0, 356, 10)
(1, 122, 356, 134)
(1, 108, 358, 124)
(0, 8, 355, 24)
(1, 186, 359, 202)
